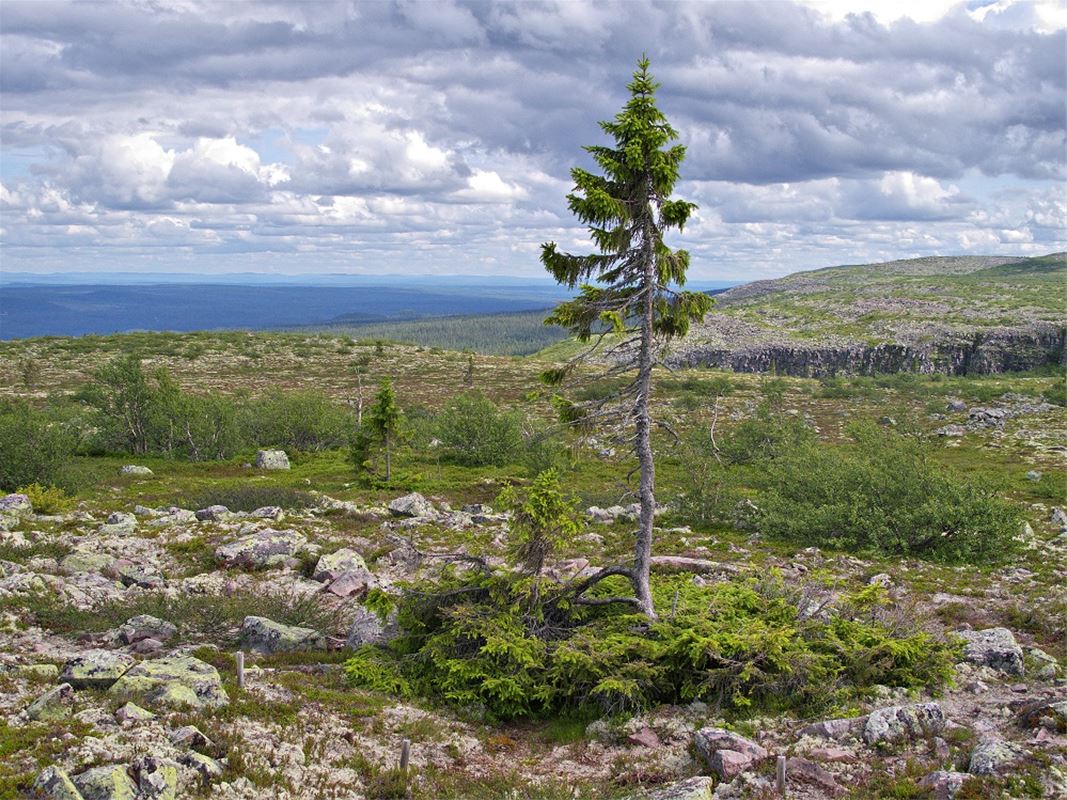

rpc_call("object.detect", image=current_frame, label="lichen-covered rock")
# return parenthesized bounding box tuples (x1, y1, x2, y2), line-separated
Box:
(255, 449, 290, 470)
(0, 493, 33, 515)
(72, 765, 136, 800)
(214, 528, 307, 568)
(109, 655, 228, 709)
(312, 548, 369, 583)
(105, 560, 165, 589)
(119, 465, 153, 476)
(179, 752, 223, 784)
(59, 551, 115, 575)
(797, 716, 866, 740)
(1016, 699, 1067, 733)
(195, 505, 230, 522)
(114, 701, 155, 723)
(116, 614, 177, 645)
(60, 650, 134, 689)
(19, 663, 60, 680)
(169, 724, 212, 749)
(134, 757, 177, 800)
(346, 605, 399, 648)
(693, 727, 769, 780)
(918, 771, 971, 800)
(863, 702, 945, 745)
(32, 766, 83, 800)
(968, 738, 1028, 775)
(26, 682, 75, 721)
(627, 777, 714, 799)
(388, 492, 435, 518)
(958, 628, 1024, 676)
(240, 615, 325, 654)
(99, 512, 137, 536)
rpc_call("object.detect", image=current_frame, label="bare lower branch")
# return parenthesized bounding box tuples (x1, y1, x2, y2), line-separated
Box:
(575, 596, 641, 607)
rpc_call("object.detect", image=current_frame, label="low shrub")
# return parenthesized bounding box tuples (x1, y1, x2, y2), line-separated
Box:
(0, 401, 77, 492)
(345, 572, 955, 721)
(15, 483, 75, 515)
(757, 422, 1022, 564)
(434, 391, 523, 467)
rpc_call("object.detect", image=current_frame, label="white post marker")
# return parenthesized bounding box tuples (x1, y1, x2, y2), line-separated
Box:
(776, 754, 786, 795)
(236, 651, 245, 689)
(399, 738, 411, 772)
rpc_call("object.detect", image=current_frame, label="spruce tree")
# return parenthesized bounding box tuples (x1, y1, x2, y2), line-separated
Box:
(541, 57, 712, 618)
(365, 378, 403, 481)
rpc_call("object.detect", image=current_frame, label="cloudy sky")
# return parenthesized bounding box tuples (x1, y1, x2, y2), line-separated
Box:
(1, 0, 1064, 281)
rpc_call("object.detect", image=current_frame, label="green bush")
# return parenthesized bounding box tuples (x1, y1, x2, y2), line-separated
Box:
(15, 483, 75, 514)
(757, 422, 1022, 564)
(718, 403, 815, 465)
(0, 401, 77, 492)
(434, 392, 523, 467)
(242, 390, 351, 452)
(346, 572, 954, 721)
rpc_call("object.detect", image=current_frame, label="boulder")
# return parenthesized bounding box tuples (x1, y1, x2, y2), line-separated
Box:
(0, 493, 33, 515)
(195, 505, 230, 522)
(105, 560, 164, 589)
(119, 465, 153, 476)
(180, 752, 223, 784)
(116, 614, 177, 645)
(388, 492, 435, 518)
(60, 650, 135, 689)
(346, 605, 399, 648)
(797, 716, 866, 741)
(324, 571, 372, 598)
(133, 757, 177, 800)
(72, 765, 136, 800)
(628, 777, 714, 799)
(215, 528, 307, 569)
(26, 683, 75, 722)
(693, 727, 769, 780)
(108, 655, 228, 709)
(1016, 699, 1067, 733)
(32, 767, 83, 800)
(255, 449, 290, 470)
(785, 757, 845, 796)
(99, 512, 137, 536)
(59, 551, 114, 575)
(240, 615, 325, 654)
(918, 771, 971, 800)
(863, 703, 945, 746)
(115, 702, 155, 723)
(169, 725, 212, 749)
(958, 627, 1024, 676)
(312, 548, 369, 583)
(968, 738, 1027, 776)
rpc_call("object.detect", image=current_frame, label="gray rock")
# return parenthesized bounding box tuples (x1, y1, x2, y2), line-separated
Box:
(179, 752, 223, 784)
(59, 551, 114, 575)
(627, 777, 714, 799)
(958, 627, 1024, 676)
(214, 528, 307, 568)
(116, 614, 177, 645)
(255, 449, 290, 470)
(0, 493, 33, 515)
(60, 650, 135, 689)
(195, 505, 230, 521)
(108, 655, 228, 709)
(105, 559, 165, 589)
(1025, 470, 1042, 481)
(72, 765, 136, 800)
(1015, 699, 1067, 732)
(133, 757, 176, 800)
(32, 767, 84, 800)
(935, 424, 966, 437)
(119, 465, 153, 476)
(26, 682, 75, 722)
(968, 738, 1027, 776)
(918, 771, 971, 800)
(312, 548, 370, 583)
(346, 605, 399, 648)
(946, 398, 967, 412)
(114, 701, 155, 723)
(797, 716, 866, 741)
(863, 702, 945, 745)
(251, 505, 284, 520)
(169, 724, 213, 749)
(693, 727, 769, 780)
(388, 492, 435, 518)
(240, 615, 325, 654)
(1051, 507, 1067, 527)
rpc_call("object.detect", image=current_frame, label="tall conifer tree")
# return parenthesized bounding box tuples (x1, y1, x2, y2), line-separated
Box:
(542, 57, 711, 618)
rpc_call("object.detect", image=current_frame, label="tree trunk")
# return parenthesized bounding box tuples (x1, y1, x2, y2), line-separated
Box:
(632, 236, 658, 619)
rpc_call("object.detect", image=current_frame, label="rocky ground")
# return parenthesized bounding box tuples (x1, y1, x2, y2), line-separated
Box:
(1, 459, 1065, 799)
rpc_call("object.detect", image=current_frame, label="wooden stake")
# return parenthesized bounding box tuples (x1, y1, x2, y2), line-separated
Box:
(236, 651, 245, 689)
(671, 589, 679, 619)
(776, 754, 786, 795)
(399, 738, 410, 772)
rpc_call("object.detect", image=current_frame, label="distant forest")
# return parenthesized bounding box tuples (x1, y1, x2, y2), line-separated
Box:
(302, 309, 568, 356)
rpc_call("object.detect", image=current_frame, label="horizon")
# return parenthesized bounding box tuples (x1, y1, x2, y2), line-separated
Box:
(1, 1, 1065, 281)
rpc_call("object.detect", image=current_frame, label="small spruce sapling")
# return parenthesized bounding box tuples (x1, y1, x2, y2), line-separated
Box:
(353, 378, 404, 481)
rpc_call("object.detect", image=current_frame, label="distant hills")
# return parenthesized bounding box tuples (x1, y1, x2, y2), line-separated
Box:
(670, 253, 1067, 376)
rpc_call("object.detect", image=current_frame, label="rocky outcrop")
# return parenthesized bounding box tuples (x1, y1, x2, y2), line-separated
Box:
(693, 728, 769, 779)
(255, 450, 290, 470)
(863, 702, 945, 745)
(669, 322, 1066, 377)
(240, 615, 325, 654)
(958, 628, 1024, 676)
(108, 655, 228, 709)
